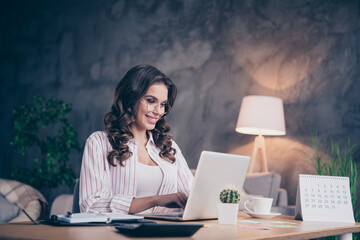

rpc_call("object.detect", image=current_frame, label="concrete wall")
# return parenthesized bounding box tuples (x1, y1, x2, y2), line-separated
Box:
(1, 0, 359, 204)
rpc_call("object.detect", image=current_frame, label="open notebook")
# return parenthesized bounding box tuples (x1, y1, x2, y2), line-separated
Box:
(54, 212, 143, 224)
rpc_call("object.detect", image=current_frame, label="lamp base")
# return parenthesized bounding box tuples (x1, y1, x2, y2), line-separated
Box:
(248, 135, 268, 173)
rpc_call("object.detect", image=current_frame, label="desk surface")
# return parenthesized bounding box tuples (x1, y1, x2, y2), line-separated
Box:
(1, 213, 359, 240)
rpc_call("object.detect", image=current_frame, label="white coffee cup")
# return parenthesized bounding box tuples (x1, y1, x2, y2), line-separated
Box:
(244, 197, 273, 214)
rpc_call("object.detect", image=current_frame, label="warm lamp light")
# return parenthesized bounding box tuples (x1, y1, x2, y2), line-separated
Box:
(236, 95, 286, 173)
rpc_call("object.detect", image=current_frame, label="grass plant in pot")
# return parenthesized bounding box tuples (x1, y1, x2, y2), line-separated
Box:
(218, 188, 240, 224)
(311, 134, 359, 240)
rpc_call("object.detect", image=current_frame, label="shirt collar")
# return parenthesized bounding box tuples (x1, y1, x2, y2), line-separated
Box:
(147, 131, 156, 146)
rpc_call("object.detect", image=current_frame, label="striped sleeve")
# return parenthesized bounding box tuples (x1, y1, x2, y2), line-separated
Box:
(79, 132, 134, 214)
(172, 141, 194, 196)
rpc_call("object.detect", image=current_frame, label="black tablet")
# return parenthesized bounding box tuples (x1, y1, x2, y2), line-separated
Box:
(115, 223, 203, 237)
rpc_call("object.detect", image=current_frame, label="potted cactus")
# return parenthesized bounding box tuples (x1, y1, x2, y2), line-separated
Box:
(218, 188, 241, 224)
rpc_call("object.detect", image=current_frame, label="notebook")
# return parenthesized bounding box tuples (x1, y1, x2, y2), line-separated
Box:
(141, 151, 250, 221)
(54, 212, 143, 223)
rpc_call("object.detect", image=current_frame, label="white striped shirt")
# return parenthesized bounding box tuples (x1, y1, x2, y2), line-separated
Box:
(79, 131, 194, 214)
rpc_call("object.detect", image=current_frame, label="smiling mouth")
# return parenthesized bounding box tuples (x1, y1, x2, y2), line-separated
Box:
(146, 115, 158, 124)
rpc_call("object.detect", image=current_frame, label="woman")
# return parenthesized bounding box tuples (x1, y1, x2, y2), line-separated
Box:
(79, 65, 194, 214)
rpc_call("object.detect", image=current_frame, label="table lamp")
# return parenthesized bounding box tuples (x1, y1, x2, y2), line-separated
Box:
(235, 95, 286, 173)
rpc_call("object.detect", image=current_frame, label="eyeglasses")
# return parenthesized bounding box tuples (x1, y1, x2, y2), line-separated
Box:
(141, 98, 170, 115)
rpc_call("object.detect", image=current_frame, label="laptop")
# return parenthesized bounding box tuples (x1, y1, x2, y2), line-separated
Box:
(141, 151, 250, 221)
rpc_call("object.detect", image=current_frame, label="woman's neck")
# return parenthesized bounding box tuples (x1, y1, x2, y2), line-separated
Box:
(130, 126, 148, 146)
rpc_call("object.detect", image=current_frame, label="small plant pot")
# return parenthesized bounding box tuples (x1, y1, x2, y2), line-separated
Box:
(218, 202, 239, 224)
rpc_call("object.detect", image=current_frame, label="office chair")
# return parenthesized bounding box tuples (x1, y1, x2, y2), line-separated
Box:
(72, 179, 80, 213)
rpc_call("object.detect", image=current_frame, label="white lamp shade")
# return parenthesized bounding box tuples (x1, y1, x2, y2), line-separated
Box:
(236, 95, 286, 136)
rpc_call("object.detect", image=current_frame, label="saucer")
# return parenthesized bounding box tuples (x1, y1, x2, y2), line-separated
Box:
(244, 211, 281, 219)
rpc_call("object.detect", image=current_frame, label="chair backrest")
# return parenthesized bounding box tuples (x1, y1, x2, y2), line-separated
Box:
(72, 179, 80, 213)
(50, 194, 73, 216)
(243, 172, 281, 206)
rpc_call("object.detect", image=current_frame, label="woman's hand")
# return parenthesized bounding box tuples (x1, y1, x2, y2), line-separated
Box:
(128, 192, 188, 214)
(154, 192, 188, 209)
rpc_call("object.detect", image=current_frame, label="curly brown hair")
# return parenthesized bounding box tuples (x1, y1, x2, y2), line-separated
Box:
(104, 65, 177, 166)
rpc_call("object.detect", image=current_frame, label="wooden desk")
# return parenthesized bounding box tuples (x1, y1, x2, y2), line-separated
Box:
(1, 213, 359, 240)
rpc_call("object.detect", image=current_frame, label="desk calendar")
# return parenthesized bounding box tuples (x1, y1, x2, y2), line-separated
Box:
(295, 174, 354, 223)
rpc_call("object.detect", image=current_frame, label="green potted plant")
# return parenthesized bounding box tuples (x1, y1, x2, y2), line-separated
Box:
(311, 135, 359, 240)
(10, 96, 80, 199)
(218, 188, 241, 224)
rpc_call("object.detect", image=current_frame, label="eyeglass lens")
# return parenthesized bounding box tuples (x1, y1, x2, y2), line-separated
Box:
(143, 99, 169, 114)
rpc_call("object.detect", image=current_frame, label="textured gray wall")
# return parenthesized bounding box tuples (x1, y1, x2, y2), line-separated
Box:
(1, 0, 359, 205)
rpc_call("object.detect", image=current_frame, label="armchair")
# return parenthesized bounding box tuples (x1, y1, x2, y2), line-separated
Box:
(243, 172, 294, 215)
(243, 172, 286, 207)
